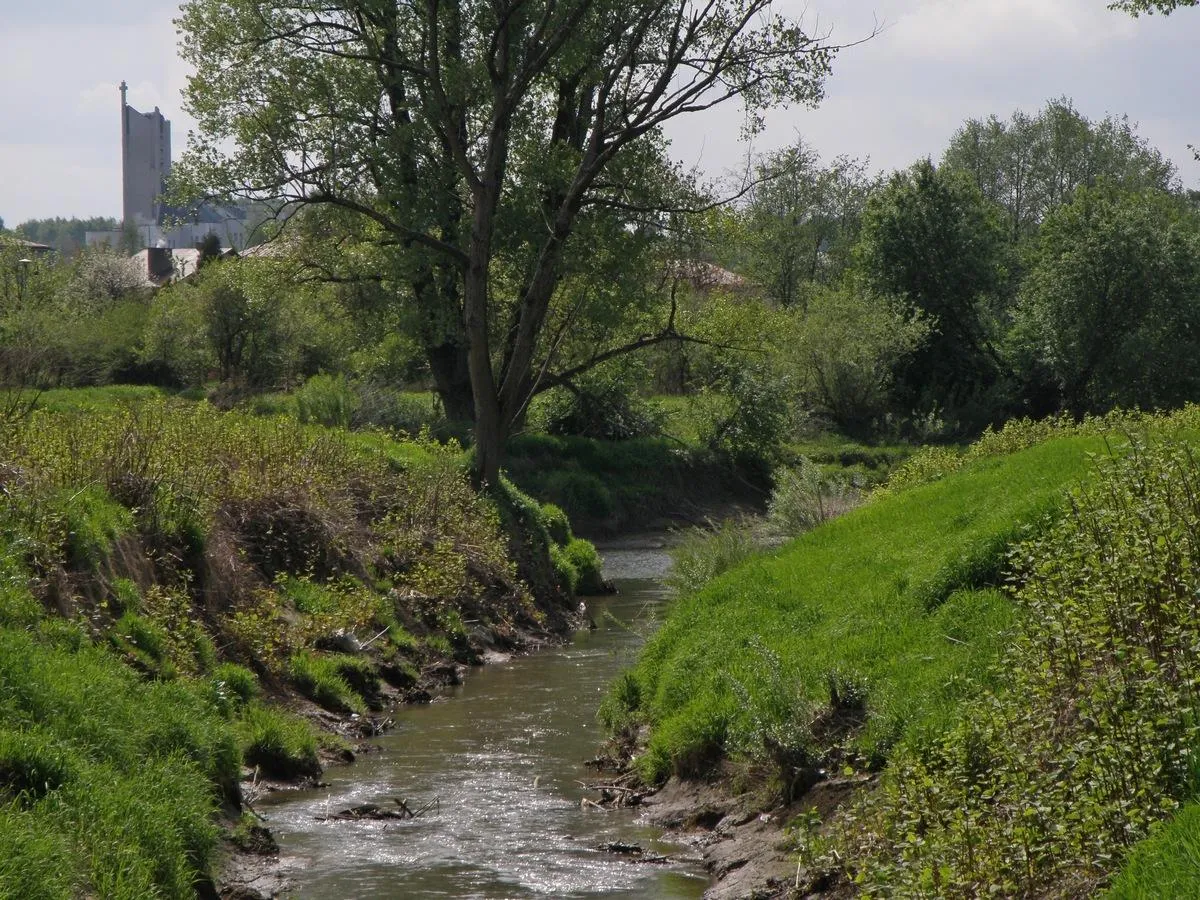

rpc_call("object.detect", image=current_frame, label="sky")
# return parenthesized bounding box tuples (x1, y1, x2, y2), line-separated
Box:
(1, 0, 1198, 225)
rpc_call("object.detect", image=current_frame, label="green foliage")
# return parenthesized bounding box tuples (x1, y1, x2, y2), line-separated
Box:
(834, 435, 1200, 895)
(695, 362, 791, 463)
(1011, 183, 1200, 414)
(942, 97, 1178, 244)
(289, 651, 366, 714)
(666, 519, 761, 597)
(59, 486, 134, 570)
(540, 503, 572, 545)
(208, 663, 259, 715)
(0, 629, 237, 897)
(1111, 0, 1197, 11)
(733, 141, 876, 304)
(0, 729, 79, 803)
(108, 612, 174, 678)
(767, 457, 858, 537)
(564, 538, 606, 595)
(783, 287, 930, 436)
(237, 703, 320, 780)
(856, 159, 1009, 420)
(13, 217, 119, 254)
(617, 430, 1108, 786)
(537, 367, 664, 441)
(549, 542, 579, 595)
(293, 373, 357, 428)
(1109, 804, 1200, 898)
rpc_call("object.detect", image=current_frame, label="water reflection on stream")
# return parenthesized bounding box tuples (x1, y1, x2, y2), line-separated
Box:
(258, 543, 708, 899)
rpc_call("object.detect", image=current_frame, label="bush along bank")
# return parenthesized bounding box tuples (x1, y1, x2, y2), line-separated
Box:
(599, 408, 1200, 896)
(0, 397, 591, 898)
(503, 433, 773, 536)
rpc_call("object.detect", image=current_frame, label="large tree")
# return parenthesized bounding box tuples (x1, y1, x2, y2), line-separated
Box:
(734, 142, 876, 308)
(942, 98, 1176, 244)
(175, 0, 845, 484)
(855, 160, 1008, 419)
(1012, 184, 1200, 414)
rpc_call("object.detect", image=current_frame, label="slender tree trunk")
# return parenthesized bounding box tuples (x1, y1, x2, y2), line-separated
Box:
(465, 257, 503, 487)
(464, 192, 505, 488)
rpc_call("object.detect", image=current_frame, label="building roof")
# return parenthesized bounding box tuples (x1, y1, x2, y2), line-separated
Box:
(1, 237, 55, 254)
(669, 259, 749, 292)
(130, 246, 236, 287)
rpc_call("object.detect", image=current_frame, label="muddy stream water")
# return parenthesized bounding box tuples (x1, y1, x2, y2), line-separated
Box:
(258, 543, 709, 899)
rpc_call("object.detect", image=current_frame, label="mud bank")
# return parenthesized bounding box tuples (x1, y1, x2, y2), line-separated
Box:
(629, 774, 874, 900)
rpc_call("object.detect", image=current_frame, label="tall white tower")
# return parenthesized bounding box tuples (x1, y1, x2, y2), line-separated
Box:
(120, 81, 172, 230)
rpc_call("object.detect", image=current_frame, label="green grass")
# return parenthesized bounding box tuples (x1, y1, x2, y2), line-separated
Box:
(289, 651, 369, 714)
(619, 432, 1109, 782)
(33, 384, 178, 413)
(0, 626, 238, 898)
(237, 703, 320, 780)
(1110, 804, 1200, 898)
(505, 432, 762, 532)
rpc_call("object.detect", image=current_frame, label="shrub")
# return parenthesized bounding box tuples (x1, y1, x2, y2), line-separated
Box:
(350, 383, 444, 435)
(107, 612, 173, 677)
(60, 486, 133, 570)
(540, 470, 615, 521)
(667, 519, 761, 597)
(293, 373, 358, 428)
(208, 663, 259, 715)
(540, 503, 572, 546)
(564, 538, 606, 595)
(835, 436, 1200, 895)
(767, 457, 857, 538)
(549, 543, 578, 595)
(538, 369, 663, 440)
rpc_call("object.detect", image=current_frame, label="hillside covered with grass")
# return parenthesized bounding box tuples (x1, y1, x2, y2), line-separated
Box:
(0, 393, 595, 897)
(605, 409, 1200, 895)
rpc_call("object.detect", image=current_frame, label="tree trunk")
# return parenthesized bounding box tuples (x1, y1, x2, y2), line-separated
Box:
(464, 211, 504, 489)
(427, 339, 475, 424)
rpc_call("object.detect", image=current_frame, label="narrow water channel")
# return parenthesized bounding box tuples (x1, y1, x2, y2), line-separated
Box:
(257, 543, 708, 899)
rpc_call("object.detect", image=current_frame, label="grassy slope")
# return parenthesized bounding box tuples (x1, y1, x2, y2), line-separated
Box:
(0, 393, 583, 897)
(1109, 804, 1200, 898)
(622, 433, 1107, 781)
(504, 432, 768, 534)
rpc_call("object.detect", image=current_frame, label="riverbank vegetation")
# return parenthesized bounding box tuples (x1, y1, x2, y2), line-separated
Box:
(603, 408, 1200, 895)
(0, 396, 591, 896)
(2, 0, 1200, 893)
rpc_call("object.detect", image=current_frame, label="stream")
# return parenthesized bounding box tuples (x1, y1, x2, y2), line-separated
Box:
(257, 543, 709, 899)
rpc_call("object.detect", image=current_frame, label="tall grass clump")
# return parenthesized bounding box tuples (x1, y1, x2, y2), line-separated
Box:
(831, 436, 1200, 896)
(666, 519, 761, 597)
(0, 629, 237, 897)
(767, 456, 858, 538)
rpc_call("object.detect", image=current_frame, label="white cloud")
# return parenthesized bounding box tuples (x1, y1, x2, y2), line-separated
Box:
(885, 0, 1137, 61)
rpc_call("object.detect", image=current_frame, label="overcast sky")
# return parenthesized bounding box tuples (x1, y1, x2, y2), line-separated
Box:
(2, 0, 1198, 225)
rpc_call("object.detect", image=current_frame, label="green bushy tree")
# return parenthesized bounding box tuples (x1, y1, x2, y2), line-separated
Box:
(855, 160, 1009, 422)
(1011, 183, 1200, 413)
